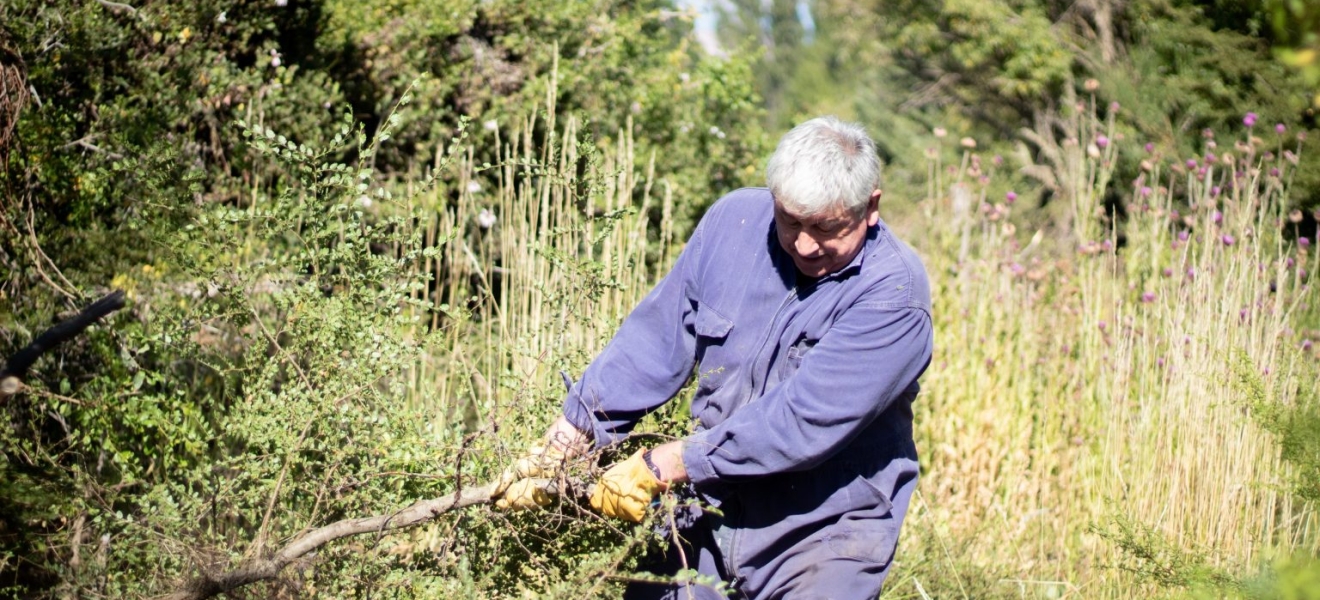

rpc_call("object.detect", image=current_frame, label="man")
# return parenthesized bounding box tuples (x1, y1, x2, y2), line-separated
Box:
(494, 116, 933, 599)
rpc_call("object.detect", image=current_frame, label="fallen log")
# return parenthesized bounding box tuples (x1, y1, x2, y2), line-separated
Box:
(165, 477, 588, 600)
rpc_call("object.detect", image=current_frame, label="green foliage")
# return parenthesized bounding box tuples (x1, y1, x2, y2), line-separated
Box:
(1232, 350, 1320, 504)
(1266, 0, 1320, 106)
(0, 0, 767, 596)
(1097, 515, 1240, 591)
(1098, 517, 1320, 600)
(769, 0, 1320, 223)
(1235, 553, 1320, 600)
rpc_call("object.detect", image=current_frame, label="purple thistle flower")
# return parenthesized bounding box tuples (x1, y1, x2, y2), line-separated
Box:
(1300, 237, 1312, 248)
(1140, 186, 1152, 197)
(1163, 267, 1174, 277)
(1213, 211, 1223, 225)
(1205, 152, 1216, 162)
(1187, 267, 1197, 280)
(1096, 135, 1110, 149)
(1102, 239, 1113, 252)
(1222, 234, 1236, 246)
(1186, 158, 1198, 169)
(1005, 191, 1018, 204)
(1210, 186, 1221, 198)
(1203, 128, 1215, 138)
(1141, 291, 1157, 303)
(1109, 101, 1120, 113)
(1244, 112, 1258, 127)
(1157, 357, 1166, 368)
(1304, 339, 1314, 352)
(1270, 167, 1281, 177)
(1098, 321, 1107, 331)
(1145, 142, 1155, 153)
(1178, 230, 1190, 242)
(1276, 123, 1286, 134)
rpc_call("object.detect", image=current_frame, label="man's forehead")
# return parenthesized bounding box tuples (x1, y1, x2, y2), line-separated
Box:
(774, 200, 852, 223)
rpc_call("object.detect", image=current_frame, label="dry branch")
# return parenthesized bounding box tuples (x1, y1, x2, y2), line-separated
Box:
(1, 290, 126, 400)
(165, 477, 589, 600)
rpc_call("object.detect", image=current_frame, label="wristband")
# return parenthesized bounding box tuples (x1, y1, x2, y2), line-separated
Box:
(641, 448, 665, 482)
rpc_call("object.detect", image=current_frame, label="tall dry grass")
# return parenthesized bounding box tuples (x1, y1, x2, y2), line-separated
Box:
(400, 78, 677, 447)
(899, 109, 1319, 597)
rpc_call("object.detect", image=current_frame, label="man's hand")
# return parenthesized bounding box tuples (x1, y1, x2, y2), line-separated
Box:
(491, 416, 590, 510)
(589, 449, 669, 522)
(491, 445, 564, 510)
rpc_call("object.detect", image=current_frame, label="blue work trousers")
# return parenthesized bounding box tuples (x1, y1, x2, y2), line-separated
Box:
(624, 456, 919, 600)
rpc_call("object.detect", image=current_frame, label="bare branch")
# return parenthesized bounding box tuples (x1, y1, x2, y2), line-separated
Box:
(163, 478, 590, 600)
(59, 137, 125, 160)
(95, 0, 138, 16)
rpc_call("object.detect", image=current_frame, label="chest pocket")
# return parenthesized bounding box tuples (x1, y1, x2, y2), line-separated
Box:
(692, 307, 735, 427)
(778, 337, 817, 380)
(786, 338, 816, 363)
(692, 305, 733, 374)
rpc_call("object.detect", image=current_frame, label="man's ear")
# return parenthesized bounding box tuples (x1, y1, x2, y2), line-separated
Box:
(866, 190, 883, 226)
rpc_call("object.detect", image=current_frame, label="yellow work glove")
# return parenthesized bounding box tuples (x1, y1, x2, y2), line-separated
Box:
(589, 449, 668, 523)
(491, 445, 567, 510)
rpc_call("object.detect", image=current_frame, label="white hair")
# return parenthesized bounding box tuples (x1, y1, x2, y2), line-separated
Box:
(765, 116, 881, 218)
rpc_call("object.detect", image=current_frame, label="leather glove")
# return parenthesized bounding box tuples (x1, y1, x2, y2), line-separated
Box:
(492, 445, 566, 510)
(589, 449, 668, 523)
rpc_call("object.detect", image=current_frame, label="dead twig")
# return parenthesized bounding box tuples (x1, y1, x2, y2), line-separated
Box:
(163, 477, 591, 600)
(24, 194, 79, 300)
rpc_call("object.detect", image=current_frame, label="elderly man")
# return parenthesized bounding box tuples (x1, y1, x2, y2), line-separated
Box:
(495, 116, 933, 599)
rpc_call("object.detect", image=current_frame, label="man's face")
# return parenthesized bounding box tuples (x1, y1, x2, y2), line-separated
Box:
(773, 191, 882, 278)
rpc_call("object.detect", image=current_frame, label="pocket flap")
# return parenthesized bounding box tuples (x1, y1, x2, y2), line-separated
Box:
(694, 307, 733, 338)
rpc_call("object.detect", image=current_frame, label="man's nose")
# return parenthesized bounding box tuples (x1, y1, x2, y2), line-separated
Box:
(794, 231, 821, 257)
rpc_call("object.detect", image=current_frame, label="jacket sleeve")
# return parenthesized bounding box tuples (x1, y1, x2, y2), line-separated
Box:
(561, 218, 705, 447)
(681, 300, 932, 483)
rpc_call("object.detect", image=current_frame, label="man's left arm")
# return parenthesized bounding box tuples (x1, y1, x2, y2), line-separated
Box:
(673, 302, 933, 485)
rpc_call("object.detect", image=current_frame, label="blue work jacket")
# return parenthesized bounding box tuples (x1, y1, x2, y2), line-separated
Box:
(563, 187, 933, 596)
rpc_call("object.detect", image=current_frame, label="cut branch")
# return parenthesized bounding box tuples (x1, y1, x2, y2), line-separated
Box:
(164, 477, 589, 600)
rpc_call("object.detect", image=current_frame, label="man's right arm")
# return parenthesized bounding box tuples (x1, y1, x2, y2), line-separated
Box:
(558, 213, 709, 448)
(494, 208, 711, 507)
